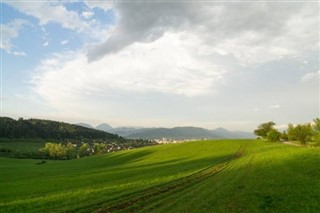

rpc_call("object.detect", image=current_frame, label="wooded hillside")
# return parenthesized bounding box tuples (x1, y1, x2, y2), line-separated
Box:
(0, 117, 120, 141)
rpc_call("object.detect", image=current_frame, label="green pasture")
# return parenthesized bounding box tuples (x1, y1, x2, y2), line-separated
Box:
(0, 140, 45, 155)
(0, 141, 45, 151)
(1, 139, 319, 212)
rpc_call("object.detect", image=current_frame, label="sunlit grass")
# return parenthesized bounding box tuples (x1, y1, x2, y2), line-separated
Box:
(1, 140, 319, 212)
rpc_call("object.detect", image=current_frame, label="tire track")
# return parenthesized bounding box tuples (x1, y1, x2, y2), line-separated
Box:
(96, 145, 248, 213)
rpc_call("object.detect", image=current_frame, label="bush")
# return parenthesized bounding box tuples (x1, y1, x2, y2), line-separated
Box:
(267, 129, 281, 142)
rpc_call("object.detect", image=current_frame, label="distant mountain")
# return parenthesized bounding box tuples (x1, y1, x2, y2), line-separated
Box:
(96, 123, 113, 132)
(113, 126, 255, 140)
(82, 122, 255, 140)
(126, 127, 219, 140)
(211, 128, 234, 138)
(108, 127, 146, 137)
(76, 123, 93, 129)
(231, 131, 255, 139)
(211, 127, 255, 139)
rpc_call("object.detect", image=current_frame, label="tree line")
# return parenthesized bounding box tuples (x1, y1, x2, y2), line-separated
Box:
(38, 140, 157, 160)
(254, 118, 320, 146)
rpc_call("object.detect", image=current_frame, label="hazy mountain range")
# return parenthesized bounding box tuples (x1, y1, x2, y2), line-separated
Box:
(76, 123, 255, 140)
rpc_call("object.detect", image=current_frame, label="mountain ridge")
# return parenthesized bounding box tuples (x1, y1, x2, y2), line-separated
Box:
(77, 122, 255, 139)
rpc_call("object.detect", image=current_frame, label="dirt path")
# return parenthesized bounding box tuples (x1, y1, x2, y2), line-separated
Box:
(283, 141, 301, 146)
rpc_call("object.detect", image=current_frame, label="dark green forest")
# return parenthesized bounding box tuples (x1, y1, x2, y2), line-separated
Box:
(0, 117, 120, 141)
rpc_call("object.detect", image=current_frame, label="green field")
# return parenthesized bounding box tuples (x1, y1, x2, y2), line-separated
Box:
(1, 139, 319, 212)
(0, 140, 45, 153)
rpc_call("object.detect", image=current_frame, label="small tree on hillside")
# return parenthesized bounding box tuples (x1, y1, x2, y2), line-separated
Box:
(254, 121, 276, 139)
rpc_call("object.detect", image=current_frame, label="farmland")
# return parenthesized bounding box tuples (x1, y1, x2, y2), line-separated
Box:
(1, 139, 319, 212)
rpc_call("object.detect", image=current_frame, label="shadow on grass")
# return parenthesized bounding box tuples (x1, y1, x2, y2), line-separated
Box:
(103, 150, 155, 167)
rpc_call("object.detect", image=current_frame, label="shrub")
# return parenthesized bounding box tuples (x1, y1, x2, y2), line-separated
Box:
(267, 129, 281, 142)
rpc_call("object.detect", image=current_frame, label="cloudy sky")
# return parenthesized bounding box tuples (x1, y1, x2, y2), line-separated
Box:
(1, 0, 319, 131)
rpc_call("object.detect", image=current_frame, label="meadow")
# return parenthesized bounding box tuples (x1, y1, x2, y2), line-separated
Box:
(0, 140, 46, 153)
(1, 139, 319, 212)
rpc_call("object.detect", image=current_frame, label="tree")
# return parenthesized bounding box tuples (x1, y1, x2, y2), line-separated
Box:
(287, 123, 313, 145)
(65, 142, 76, 159)
(287, 123, 296, 141)
(267, 129, 281, 142)
(312, 118, 320, 133)
(93, 143, 106, 155)
(280, 131, 288, 141)
(39, 142, 67, 159)
(77, 143, 90, 158)
(254, 121, 276, 139)
(311, 118, 320, 146)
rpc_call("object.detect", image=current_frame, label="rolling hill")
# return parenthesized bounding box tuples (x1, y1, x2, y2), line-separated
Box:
(1, 139, 319, 212)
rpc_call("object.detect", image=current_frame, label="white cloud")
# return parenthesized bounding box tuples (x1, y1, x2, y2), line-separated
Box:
(43, 41, 49, 46)
(4, 1, 114, 44)
(0, 19, 28, 55)
(301, 71, 320, 83)
(4, 1, 89, 32)
(15, 1, 318, 129)
(61, 40, 69, 45)
(84, 0, 113, 11)
(12, 51, 26, 56)
(88, 2, 319, 65)
(31, 32, 225, 113)
(82, 11, 94, 19)
(275, 124, 288, 130)
(269, 105, 281, 109)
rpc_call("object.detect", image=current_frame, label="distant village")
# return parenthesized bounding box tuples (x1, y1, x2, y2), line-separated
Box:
(154, 138, 206, 144)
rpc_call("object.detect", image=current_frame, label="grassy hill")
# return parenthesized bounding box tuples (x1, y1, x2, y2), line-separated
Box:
(1, 139, 319, 212)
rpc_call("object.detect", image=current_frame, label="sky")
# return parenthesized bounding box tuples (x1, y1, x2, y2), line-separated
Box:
(0, 0, 319, 131)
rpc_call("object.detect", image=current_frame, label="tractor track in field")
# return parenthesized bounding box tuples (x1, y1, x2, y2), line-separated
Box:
(95, 145, 248, 213)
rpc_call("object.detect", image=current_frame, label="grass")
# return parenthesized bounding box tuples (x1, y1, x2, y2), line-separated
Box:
(1, 139, 319, 212)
